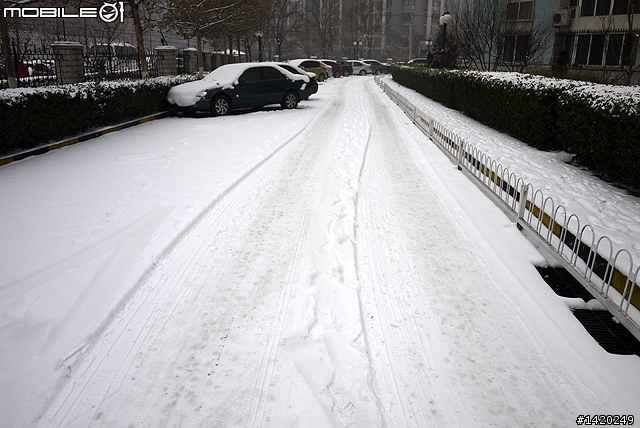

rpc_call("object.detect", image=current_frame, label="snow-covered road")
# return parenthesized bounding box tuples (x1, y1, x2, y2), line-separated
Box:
(3, 77, 640, 427)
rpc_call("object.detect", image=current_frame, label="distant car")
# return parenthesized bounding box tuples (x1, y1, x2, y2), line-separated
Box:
(319, 59, 343, 78)
(336, 60, 353, 77)
(348, 60, 372, 75)
(166, 63, 310, 116)
(318, 61, 334, 78)
(408, 58, 430, 64)
(26, 60, 56, 77)
(276, 62, 318, 98)
(289, 59, 329, 82)
(362, 59, 388, 75)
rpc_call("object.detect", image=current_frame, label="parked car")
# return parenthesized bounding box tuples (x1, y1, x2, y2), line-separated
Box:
(166, 63, 310, 116)
(319, 59, 343, 78)
(362, 59, 388, 74)
(348, 60, 372, 75)
(275, 62, 318, 98)
(318, 60, 333, 78)
(336, 60, 353, 77)
(289, 59, 329, 82)
(25, 60, 56, 77)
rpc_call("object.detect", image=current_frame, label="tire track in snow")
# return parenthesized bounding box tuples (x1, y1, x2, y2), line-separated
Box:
(355, 81, 456, 427)
(246, 93, 348, 427)
(37, 82, 372, 427)
(355, 79, 591, 426)
(35, 98, 340, 427)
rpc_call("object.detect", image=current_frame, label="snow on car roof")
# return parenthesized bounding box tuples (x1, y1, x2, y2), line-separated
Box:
(167, 62, 309, 107)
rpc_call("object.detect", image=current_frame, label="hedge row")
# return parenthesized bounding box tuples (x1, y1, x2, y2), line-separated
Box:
(0, 75, 200, 156)
(390, 65, 640, 189)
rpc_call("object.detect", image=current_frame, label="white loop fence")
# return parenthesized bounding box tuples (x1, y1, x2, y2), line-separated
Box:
(375, 76, 640, 340)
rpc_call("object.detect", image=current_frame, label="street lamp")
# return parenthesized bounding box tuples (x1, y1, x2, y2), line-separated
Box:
(254, 31, 263, 62)
(353, 40, 362, 58)
(439, 12, 452, 67)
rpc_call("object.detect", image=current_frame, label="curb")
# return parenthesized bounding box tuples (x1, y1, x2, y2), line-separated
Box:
(0, 111, 170, 167)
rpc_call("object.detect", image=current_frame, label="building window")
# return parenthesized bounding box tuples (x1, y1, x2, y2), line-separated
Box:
(574, 33, 637, 67)
(503, 34, 531, 62)
(606, 34, 634, 66)
(581, 0, 638, 15)
(506, 0, 534, 21)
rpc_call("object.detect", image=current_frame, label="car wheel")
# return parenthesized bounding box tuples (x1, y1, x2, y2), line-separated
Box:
(375, 69, 382, 75)
(211, 95, 231, 116)
(334, 71, 341, 78)
(281, 91, 299, 109)
(343, 70, 350, 77)
(318, 73, 326, 82)
(359, 69, 366, 76)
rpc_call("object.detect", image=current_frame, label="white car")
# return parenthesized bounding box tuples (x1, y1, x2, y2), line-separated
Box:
(348, 60, 372, 75)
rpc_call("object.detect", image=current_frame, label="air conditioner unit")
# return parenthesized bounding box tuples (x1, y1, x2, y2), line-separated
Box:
(552, 10, 571, 26)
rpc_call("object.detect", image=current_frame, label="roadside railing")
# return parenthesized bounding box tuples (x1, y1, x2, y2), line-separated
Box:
(375, 75, 640, 340)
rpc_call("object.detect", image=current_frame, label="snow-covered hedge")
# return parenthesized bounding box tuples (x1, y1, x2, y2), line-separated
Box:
(0, 75, 201, 155)
(390, 65, 640, 188)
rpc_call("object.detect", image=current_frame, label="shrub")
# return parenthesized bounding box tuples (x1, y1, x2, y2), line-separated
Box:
(0, 75, 200, 155)
(390, 65, 640, 188)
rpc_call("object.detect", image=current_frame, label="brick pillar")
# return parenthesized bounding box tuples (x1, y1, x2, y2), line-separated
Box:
(155, 45, 177, 76)
(183, 48, 198, 74)
(51, 41, 85, 84)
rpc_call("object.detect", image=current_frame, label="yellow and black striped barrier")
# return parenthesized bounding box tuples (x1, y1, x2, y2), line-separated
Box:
(0, 112, 169, 167)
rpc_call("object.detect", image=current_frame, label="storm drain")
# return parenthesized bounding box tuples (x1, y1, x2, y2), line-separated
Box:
(536, 266, 640, 357)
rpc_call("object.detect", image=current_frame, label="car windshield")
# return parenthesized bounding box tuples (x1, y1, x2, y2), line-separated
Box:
(278, 64, 301, 74)
(203, 64, 255, 83)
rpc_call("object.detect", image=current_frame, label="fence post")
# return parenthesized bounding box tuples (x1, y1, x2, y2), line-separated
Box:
(183, 48, 198, 74)
(518, 185, 529, 220)
(51, 41, 85, 84)
(155, 45, 177, 76)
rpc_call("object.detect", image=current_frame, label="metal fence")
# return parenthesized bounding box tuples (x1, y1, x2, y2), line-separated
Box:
(83, 49, 159, 82)
(1, 42, 57, 88)
(1, 44, 161, 89)
(376, 75, 640, 341)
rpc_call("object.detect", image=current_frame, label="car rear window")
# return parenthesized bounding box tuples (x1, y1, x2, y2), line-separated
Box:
(262, 67, 286, 80)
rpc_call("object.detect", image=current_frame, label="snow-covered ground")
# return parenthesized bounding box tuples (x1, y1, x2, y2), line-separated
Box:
(382, 75, 640, 264)
(1, 76, 639, 428)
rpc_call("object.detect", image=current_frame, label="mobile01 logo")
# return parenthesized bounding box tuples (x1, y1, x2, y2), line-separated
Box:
(3, 2, 125, 23)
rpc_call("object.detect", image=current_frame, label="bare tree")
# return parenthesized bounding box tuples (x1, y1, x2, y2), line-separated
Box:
(449, 0, 504, 70)
(499, 20, 551, 72)
(306, 0, 340, 57)
(154, 0, 242, 71)
(268, 0, 299, 59)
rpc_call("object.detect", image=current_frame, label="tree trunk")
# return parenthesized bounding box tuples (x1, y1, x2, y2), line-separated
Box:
(129, 1, 149, 78)
(197, 29, 204, 72)
(0, 0, 17, 88)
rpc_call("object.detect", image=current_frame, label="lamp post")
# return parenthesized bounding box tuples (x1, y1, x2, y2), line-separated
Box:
(439, 12, 452, 67)
(255, 31, 263, 62)
(353, 40, 362, 58)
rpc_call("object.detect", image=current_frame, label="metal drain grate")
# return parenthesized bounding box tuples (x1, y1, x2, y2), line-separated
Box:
(536, 266, 640, 357)
(535, 266, 595, 301)
(572, 309, 640, 356)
